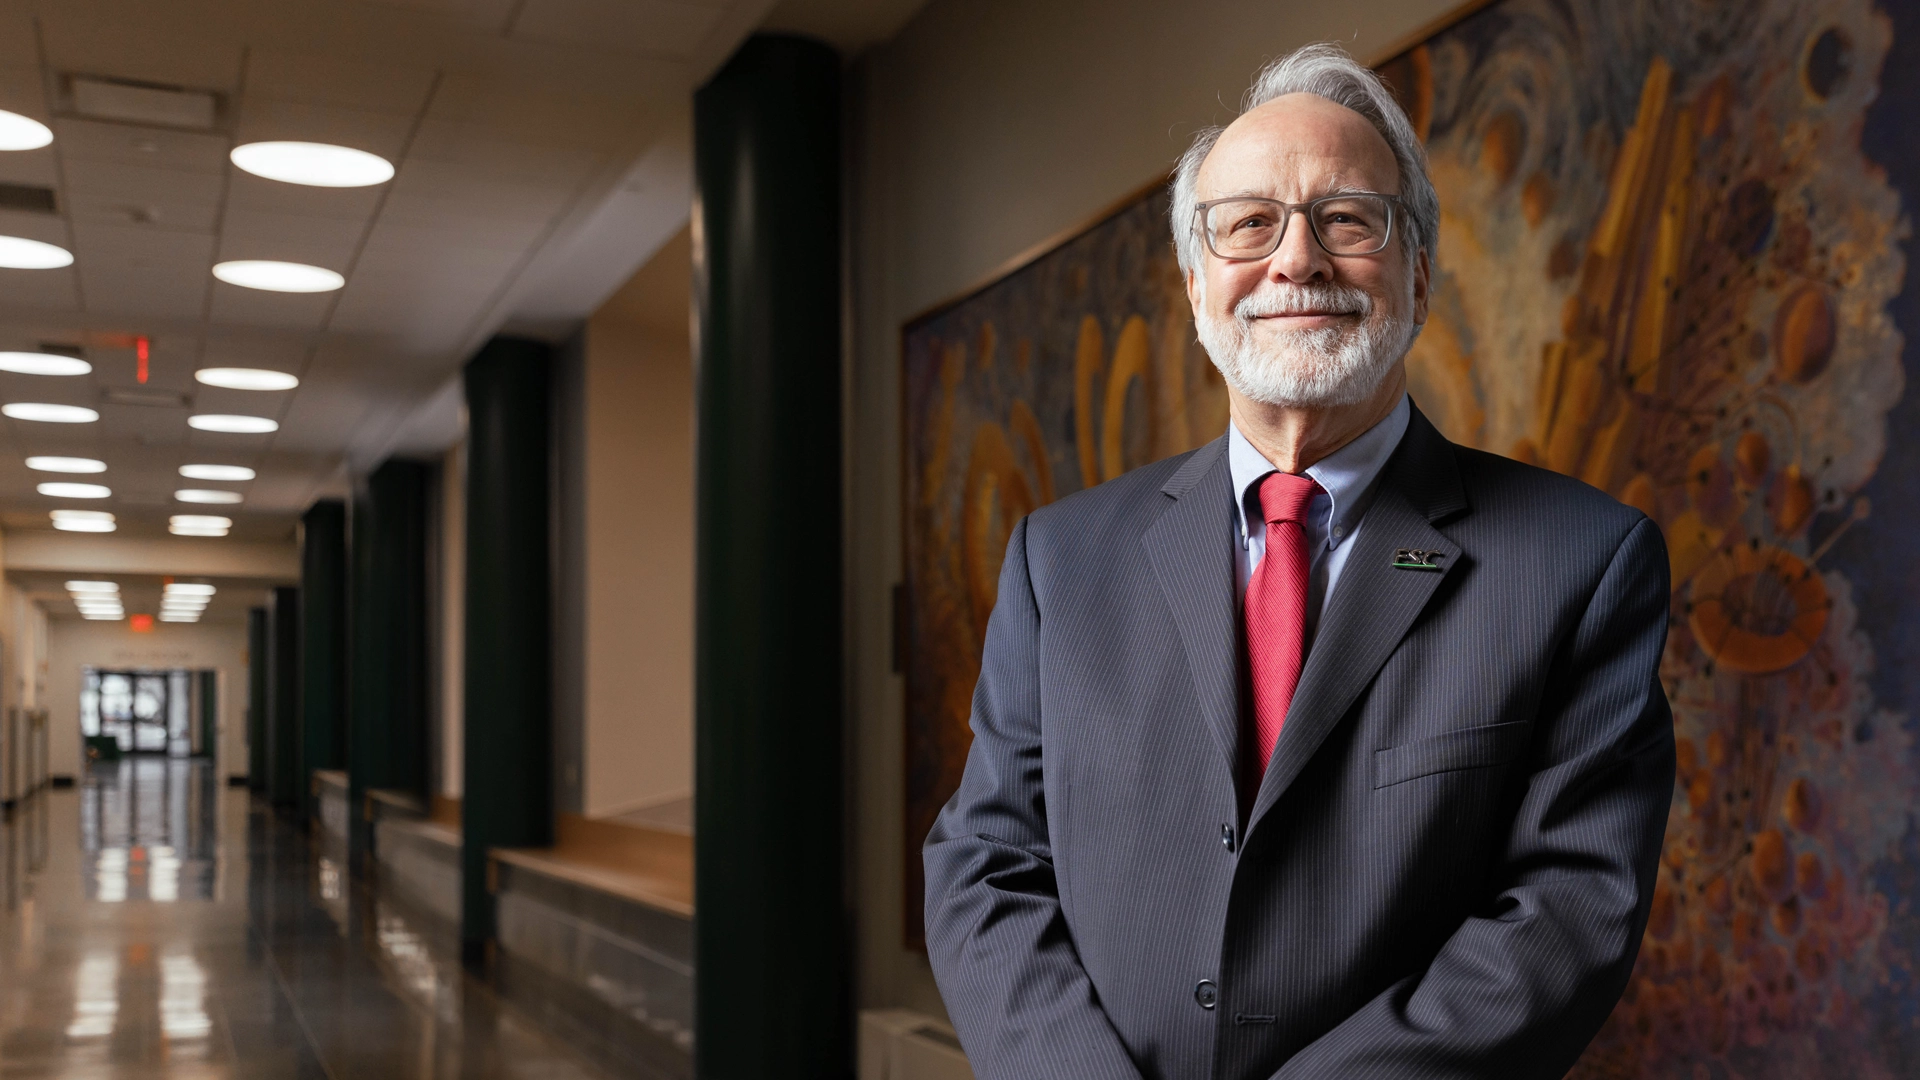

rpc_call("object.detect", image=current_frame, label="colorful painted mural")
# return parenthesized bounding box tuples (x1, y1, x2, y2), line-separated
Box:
(903, 1, 1920, 1072)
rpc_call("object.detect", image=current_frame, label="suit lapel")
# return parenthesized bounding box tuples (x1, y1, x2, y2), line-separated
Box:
(1143, 437, 1241, 775)
(1247, 406, 1471, 832)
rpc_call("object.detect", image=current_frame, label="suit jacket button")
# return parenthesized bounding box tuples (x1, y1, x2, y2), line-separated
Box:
(1194, 980, 1218, 1009)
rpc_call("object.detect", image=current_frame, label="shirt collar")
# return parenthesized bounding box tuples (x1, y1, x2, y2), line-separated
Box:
(1227, 393, 1411, 550)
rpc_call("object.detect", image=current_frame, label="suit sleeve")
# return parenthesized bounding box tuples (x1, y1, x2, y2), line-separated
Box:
(1278, 515, 1678, 1079)
(923, 517, 1145, 1080)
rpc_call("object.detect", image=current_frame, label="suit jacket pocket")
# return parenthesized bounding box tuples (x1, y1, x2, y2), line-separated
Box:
(1373, 721, 1531, 789)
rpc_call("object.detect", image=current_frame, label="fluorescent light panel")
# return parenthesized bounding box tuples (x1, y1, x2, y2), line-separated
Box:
(29, 456, 106, 473)
(186, 414, 277, 433)
(179, 463, 253, 481)
(0, 236, 72, 269)
(0, 109, 53, 151)
(175, 489, 242, 504)
(4, 402, 98, 423)
(231, 141, 394, 188)
(211, 260, 342, 293)
(38, 482, 109, 498)
(0, 352, 90, 376)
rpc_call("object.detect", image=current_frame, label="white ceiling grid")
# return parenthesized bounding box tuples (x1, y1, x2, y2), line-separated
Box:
(0, 0, 790, 554)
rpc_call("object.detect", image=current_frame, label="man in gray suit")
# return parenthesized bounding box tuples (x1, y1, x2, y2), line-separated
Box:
(924, 43, 1675, 1079)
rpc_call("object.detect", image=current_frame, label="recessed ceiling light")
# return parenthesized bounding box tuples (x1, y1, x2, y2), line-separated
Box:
(169, 514, 230, 536)
(211, 260, 343, 293)
(231, 141, 395, 188)
(82, 612, 124, 620)
(0, 236, 74, 269)
(52, 519, 114, 531)
(29, 456, 106, 473)
(187, 413, 277, 433)
(163, 583, 216, 596)
(38, 481, 110, 498)
(0, 110, 53, 151)
(159, 614, 199, 622)
(179, 463, 254, 481)
(4, 402, 98, 423)
(65, 577, 119, 589)
(75, 599, 122, 609)
(175, 488, 242, 504)
(0, 351, 91, 376)
(195, 367, 298, 391)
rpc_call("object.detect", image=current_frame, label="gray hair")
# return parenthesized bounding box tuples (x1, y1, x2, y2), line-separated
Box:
(1170, 43, 1439, 278)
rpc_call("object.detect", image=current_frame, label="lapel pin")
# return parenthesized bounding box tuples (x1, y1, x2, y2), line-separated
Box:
(1392, 548, 1443, 571)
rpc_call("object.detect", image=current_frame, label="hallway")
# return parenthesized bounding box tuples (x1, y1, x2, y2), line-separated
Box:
(0, 761, 608, 1079)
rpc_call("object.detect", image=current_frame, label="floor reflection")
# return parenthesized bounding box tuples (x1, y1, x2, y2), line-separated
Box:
(0, 758, 608, 1079)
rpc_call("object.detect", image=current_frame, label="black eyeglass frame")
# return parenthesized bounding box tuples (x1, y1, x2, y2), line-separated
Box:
(1192, 192, 1406, 260)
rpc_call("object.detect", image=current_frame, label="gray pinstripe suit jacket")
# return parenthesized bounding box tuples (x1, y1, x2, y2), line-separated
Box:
(924, 404, 1675, 1079)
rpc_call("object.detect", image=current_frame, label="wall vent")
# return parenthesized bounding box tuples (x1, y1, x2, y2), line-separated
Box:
(0, 183, 57, 214)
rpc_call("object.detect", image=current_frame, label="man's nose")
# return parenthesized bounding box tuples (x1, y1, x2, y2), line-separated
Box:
(1266, 211, 1331, 284)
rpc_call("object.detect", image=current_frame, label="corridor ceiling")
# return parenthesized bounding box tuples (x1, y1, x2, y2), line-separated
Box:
(0, 0, 921, 554)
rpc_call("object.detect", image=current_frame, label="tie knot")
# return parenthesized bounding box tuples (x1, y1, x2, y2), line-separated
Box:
(1257, 471, 1319, 527)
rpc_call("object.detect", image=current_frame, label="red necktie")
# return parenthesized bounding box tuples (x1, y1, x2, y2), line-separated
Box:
(1245, 472, 1320, 790)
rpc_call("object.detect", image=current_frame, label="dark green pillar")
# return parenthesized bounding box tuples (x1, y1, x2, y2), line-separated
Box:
(247, 608, 267, 790)
(300, 500, 348, 819)
(693, 34, 845, 1079)
(350, 462, 432, 851)
(461, 335, 553, 962)
(267, 586, 300, 810)
(197, 670, 216, 758)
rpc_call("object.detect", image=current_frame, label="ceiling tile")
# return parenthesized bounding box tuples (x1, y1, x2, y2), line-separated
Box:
(53, 119, 229, 174)
(244, 49, 440, 114)
(233, 98, 420, 161)
(207, 285, 333, 331)
(510, 0, 729, 59)
(217, 207, 365, 269)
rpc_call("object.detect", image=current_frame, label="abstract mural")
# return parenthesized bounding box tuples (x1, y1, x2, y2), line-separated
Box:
(903, 1, 1920, 1073)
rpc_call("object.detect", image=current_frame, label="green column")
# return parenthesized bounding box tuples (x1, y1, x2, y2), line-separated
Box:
(267, 586, 300, 810)
(248, 607, 267, 790)
(693, 34, 846, 1079)
(197, 670, 216, 758)
(350, 461, 432, 851)
(300, 500, 348, 819)
(461, 335, 553, 962)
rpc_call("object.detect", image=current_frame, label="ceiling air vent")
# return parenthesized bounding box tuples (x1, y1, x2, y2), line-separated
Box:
(0, 183, 57, 214)
(66, 74, 220, 131)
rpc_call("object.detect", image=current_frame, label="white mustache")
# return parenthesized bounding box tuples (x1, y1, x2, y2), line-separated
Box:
(1233, 284, 1372, 320)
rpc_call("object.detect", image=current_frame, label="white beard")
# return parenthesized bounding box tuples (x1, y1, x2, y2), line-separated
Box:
(1194, 279, 1417, 408)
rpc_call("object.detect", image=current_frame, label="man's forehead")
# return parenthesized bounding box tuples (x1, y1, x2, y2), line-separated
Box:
(1199, 94, 1398, 195)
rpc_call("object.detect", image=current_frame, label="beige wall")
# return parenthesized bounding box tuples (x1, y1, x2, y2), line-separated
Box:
(845, 0, 1466, 1019)
(41, 616, 249, 779)
(580, 227, 696, 819)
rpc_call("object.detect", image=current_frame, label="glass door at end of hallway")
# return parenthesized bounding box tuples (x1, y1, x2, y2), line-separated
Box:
(80, 669, 216, 759)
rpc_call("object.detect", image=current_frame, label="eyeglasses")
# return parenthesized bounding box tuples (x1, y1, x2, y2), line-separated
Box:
(1194, 193, 1402, 260)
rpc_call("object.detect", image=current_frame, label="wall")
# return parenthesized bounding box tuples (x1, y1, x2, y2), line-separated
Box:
(845, 0, 1466, 1019)
(578, 226, 696, 820)
(41, 616, 249, 780)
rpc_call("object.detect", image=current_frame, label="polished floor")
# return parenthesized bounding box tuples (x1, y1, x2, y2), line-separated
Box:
(0, 759, 610, 1079)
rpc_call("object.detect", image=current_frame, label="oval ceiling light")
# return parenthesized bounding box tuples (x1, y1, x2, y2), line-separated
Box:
(175, 488, 242, 504)
(231, 141, 394, 188)
(28, 455, 106, 473)
(0, 109, 53, 151)
(212, 260, 343, 293)
(38, 481, 110, 498)
(0, 236, 74, 269)
(63, 573, 119, 587)
(5, 402, 98, 423)
(179, 463, 254, 481)
(194, 367, 298, 391)
(0, 351, 90, 376)
(187, 413, 277, 433)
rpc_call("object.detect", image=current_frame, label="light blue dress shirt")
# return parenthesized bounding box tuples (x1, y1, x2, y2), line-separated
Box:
(1229, 393, 1411, 650)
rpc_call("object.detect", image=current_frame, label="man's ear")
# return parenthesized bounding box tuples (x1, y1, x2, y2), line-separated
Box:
(1185, 266, 1204, 316)
(1411, 248, 1431, 326)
